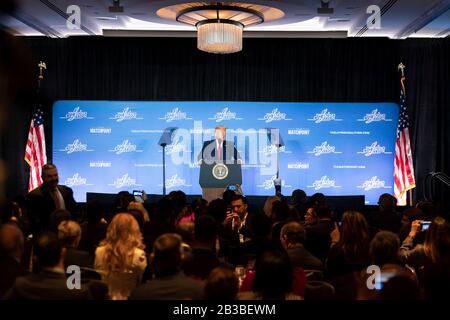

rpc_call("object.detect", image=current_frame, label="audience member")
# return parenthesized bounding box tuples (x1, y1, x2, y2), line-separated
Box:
(94, 213, 147, 299)
(304, 204, 335, 262)
(204, 266, 238, 300)
(129, 233, 203, 300)
(290, 189, 308, 221)
(208, 198, 239, 259)
(79, 201, 108, 258)
(326, 211, 371, 278)
(263, 196, 280, 218)
(304, 207, 318, 226)
(182, 215, 220, 280)
(0, 223, 27, 297)
(4, 231, 90, 299)
(370, 231, 401, 266)
(225, 195, 252, 241)
(176, 221, 195, 247)
(398, 207, 424, 242)
(222, 190, 236, 206)
(112, 191, 134, 216)
(368, 193, 401, 233)
(238, 250, 302, 300)
(26, 164, 77, 234)
(270, 200, 290, 248)
(58, 220, 92, 269)
(280, 221, 323, 270)
(399, 217, 450, 272)
(235, 213, 276, 266)
(308, 193, 327, 207)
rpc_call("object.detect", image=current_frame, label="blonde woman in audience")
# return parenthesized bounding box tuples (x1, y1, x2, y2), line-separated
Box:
(94, 213, 147, 299)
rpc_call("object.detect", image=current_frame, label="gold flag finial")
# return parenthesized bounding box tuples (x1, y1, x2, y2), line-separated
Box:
(398, 62, 405, 77)
(38, 61, 47, 80)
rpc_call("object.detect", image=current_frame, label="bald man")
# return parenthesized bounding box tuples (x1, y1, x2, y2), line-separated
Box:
(0, 223, 27, 297)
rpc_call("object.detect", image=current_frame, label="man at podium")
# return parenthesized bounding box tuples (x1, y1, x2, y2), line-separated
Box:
(198, 126, 242, 201)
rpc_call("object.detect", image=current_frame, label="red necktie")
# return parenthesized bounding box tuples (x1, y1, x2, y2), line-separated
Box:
(217, 143, 221, 160)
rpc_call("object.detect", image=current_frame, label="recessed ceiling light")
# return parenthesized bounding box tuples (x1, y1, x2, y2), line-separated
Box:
(95, 16, 118, 21)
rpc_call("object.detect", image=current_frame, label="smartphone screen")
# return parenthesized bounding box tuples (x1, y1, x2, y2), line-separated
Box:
(421, 221, 431, 231)
(375, 272, 396, 290)
(133, 191, 144, 203)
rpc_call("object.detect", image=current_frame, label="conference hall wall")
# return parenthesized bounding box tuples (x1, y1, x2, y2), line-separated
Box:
(3, 37, 449, 203)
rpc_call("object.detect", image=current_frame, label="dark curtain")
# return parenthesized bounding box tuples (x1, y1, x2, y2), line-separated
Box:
(1, 36, 449, 203)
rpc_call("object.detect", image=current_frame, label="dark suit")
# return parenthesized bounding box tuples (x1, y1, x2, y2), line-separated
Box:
(368, 209, 402, 234)
(198, 140, 240, 164)
(304, 219, 335, 262)
(129, 272, 204, 300)
(27, 184, 77, 233)
(287, 246, 324, 271)
(3, 269, 91, 300)
(0, 256, 28, 298)
(64, 248, 93, 270)
(182, 247, 220, 280)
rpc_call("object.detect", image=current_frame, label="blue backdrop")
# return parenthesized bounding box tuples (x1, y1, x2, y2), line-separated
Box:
(53, 101, 399, 204)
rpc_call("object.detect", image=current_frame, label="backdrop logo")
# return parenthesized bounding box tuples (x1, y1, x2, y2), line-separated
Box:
(109, 107, 143, 122)
(160, 174, 192, 189)
(258, 108, 292, 123)
(358, 109, 392, 123)
(259, 145, 292, 154)
(357, 176, 391, 191)
(159, 108, 192, 122)
(288, 128, 310, 135)
(65, 173, 93, 187)
(209, 107, 243, 122)
(308, 108, 342, 123)
(288, 162, 310, 169)
(307, 141, 342, 156)
(108, 174, 142, 189)
(109, 140, 143, 154)
(60, 139, 93, 154)
(164, 140, 191, 155)
(357, 141, 392, 156)
(257, 175, 292, 190)
(60, 107, 93, 121)
(308, 176, 342, 190)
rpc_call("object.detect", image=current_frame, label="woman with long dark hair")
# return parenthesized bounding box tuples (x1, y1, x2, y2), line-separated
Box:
(326, 211, 371, 278)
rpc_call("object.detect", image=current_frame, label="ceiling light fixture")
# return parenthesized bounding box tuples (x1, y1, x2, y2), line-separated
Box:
(157, 2, 284, 54)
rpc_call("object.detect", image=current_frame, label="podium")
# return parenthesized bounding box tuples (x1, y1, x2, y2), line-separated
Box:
(199, 162, 242, 201)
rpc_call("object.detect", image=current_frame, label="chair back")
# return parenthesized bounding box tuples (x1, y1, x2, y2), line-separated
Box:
(104, 270, 141, 300)
(304, 269, 324, 280)
(305, 280, 335, 300)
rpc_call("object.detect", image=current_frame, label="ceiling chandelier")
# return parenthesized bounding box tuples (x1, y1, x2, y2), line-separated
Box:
(157, 2, 284, 54)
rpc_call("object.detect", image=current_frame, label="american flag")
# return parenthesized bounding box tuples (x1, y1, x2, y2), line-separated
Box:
(394, 67, 416, 205)
(24, 108, 47, 191)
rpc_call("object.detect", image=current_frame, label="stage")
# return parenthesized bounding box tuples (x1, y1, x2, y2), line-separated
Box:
(85, 192, 372, 218)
